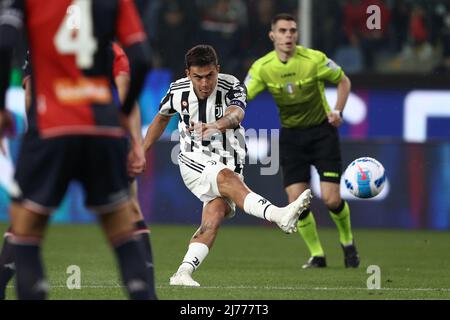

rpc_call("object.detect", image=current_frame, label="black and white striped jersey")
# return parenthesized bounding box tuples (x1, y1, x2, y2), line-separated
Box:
(159, 73, 247, 169)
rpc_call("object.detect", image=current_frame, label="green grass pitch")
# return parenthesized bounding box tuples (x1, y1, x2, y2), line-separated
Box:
(1, 223, 450, 300)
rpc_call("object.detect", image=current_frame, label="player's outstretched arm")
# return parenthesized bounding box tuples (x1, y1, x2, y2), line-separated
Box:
(215, 106, 244, 132)
(188, 106, 244, 140)
(115, 72, 146, 176)
(143, 113, 171, 153)
(120, 42, 151, 117)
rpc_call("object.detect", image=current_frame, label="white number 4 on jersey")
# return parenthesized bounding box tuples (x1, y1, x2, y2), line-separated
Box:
(54, 0, 98, 69)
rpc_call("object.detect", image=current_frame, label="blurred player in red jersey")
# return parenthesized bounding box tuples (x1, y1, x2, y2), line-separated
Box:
(0, 43, 156, 300)
(0, 0, 155, 300)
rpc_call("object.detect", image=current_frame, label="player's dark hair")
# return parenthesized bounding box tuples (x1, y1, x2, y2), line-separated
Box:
(185, 45, 218, 69)
(271, 13, 296, 27)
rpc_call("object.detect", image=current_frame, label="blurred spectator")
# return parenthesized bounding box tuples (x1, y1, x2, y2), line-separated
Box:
(311, 0, 342, 57)
(343, 0, 362, 47)
(136, 0, 450, 76)
(197, 0, 247, 78)
(390, 0, 411, 52)
(343, 0, 391, 70)
(244, 0, 276, 64)
(396, 4, 436, 72)
(435, 5, 450, 73)
(409, 5, 429, 45)
(147, 0, 200, 80)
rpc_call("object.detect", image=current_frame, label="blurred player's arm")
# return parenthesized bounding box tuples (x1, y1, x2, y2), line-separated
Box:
(22, 50, 32, 112)
(23, 77, 31, 112)
(115, 72, 142, 143)
(115, 72, 145, 176)
(0, 0, 24, 153)
(116, 0, 151, 118)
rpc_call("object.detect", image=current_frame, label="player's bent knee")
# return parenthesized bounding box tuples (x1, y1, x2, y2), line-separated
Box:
(216, 168, 236, 184)
(216, 168, 239, 193)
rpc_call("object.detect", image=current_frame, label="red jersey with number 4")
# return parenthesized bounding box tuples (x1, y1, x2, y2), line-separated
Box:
(23, 43, 130, 88)
(9, 0, 145, 138)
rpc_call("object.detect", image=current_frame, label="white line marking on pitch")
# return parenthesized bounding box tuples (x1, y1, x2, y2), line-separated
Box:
(7, 284, 450, 292)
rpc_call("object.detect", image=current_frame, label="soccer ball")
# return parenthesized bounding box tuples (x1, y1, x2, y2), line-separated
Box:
(343, 157, 386, 199)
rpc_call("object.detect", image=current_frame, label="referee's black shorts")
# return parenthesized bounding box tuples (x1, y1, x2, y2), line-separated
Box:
(279, 120, 342, 188)
(12, 132, 130, 215)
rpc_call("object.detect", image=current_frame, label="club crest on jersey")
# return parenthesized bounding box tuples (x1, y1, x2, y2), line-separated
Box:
(181, 99, 189, 114)
(286, 83, 295, 95)
(215, 103, 223, 119)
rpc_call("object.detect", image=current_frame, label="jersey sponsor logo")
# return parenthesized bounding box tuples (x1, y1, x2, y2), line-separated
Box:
(281, 72, 296, 78)
(207, 160, 217, 165)
(54, 77, 112, 105)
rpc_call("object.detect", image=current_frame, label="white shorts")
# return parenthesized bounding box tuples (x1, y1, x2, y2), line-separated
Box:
(178, 152, 243, 218)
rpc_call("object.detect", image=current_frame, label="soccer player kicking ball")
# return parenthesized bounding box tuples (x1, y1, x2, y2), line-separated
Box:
(245, 13, 359, 269)
(143, 45, 312, 287)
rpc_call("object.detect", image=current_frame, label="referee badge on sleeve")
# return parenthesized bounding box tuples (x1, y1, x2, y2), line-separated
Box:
(326, 59, 340, 71)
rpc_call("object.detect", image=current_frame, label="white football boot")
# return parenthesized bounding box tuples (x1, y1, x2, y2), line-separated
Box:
(277, 189, 312, 234)
(169, 271, 200, 287)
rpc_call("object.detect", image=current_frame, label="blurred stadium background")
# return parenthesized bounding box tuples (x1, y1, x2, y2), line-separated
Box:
(1, 0, 450, 230)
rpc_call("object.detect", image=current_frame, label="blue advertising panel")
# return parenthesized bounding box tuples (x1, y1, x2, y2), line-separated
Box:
(1, 75, 449, 228)
(2, 141, 448, 230)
